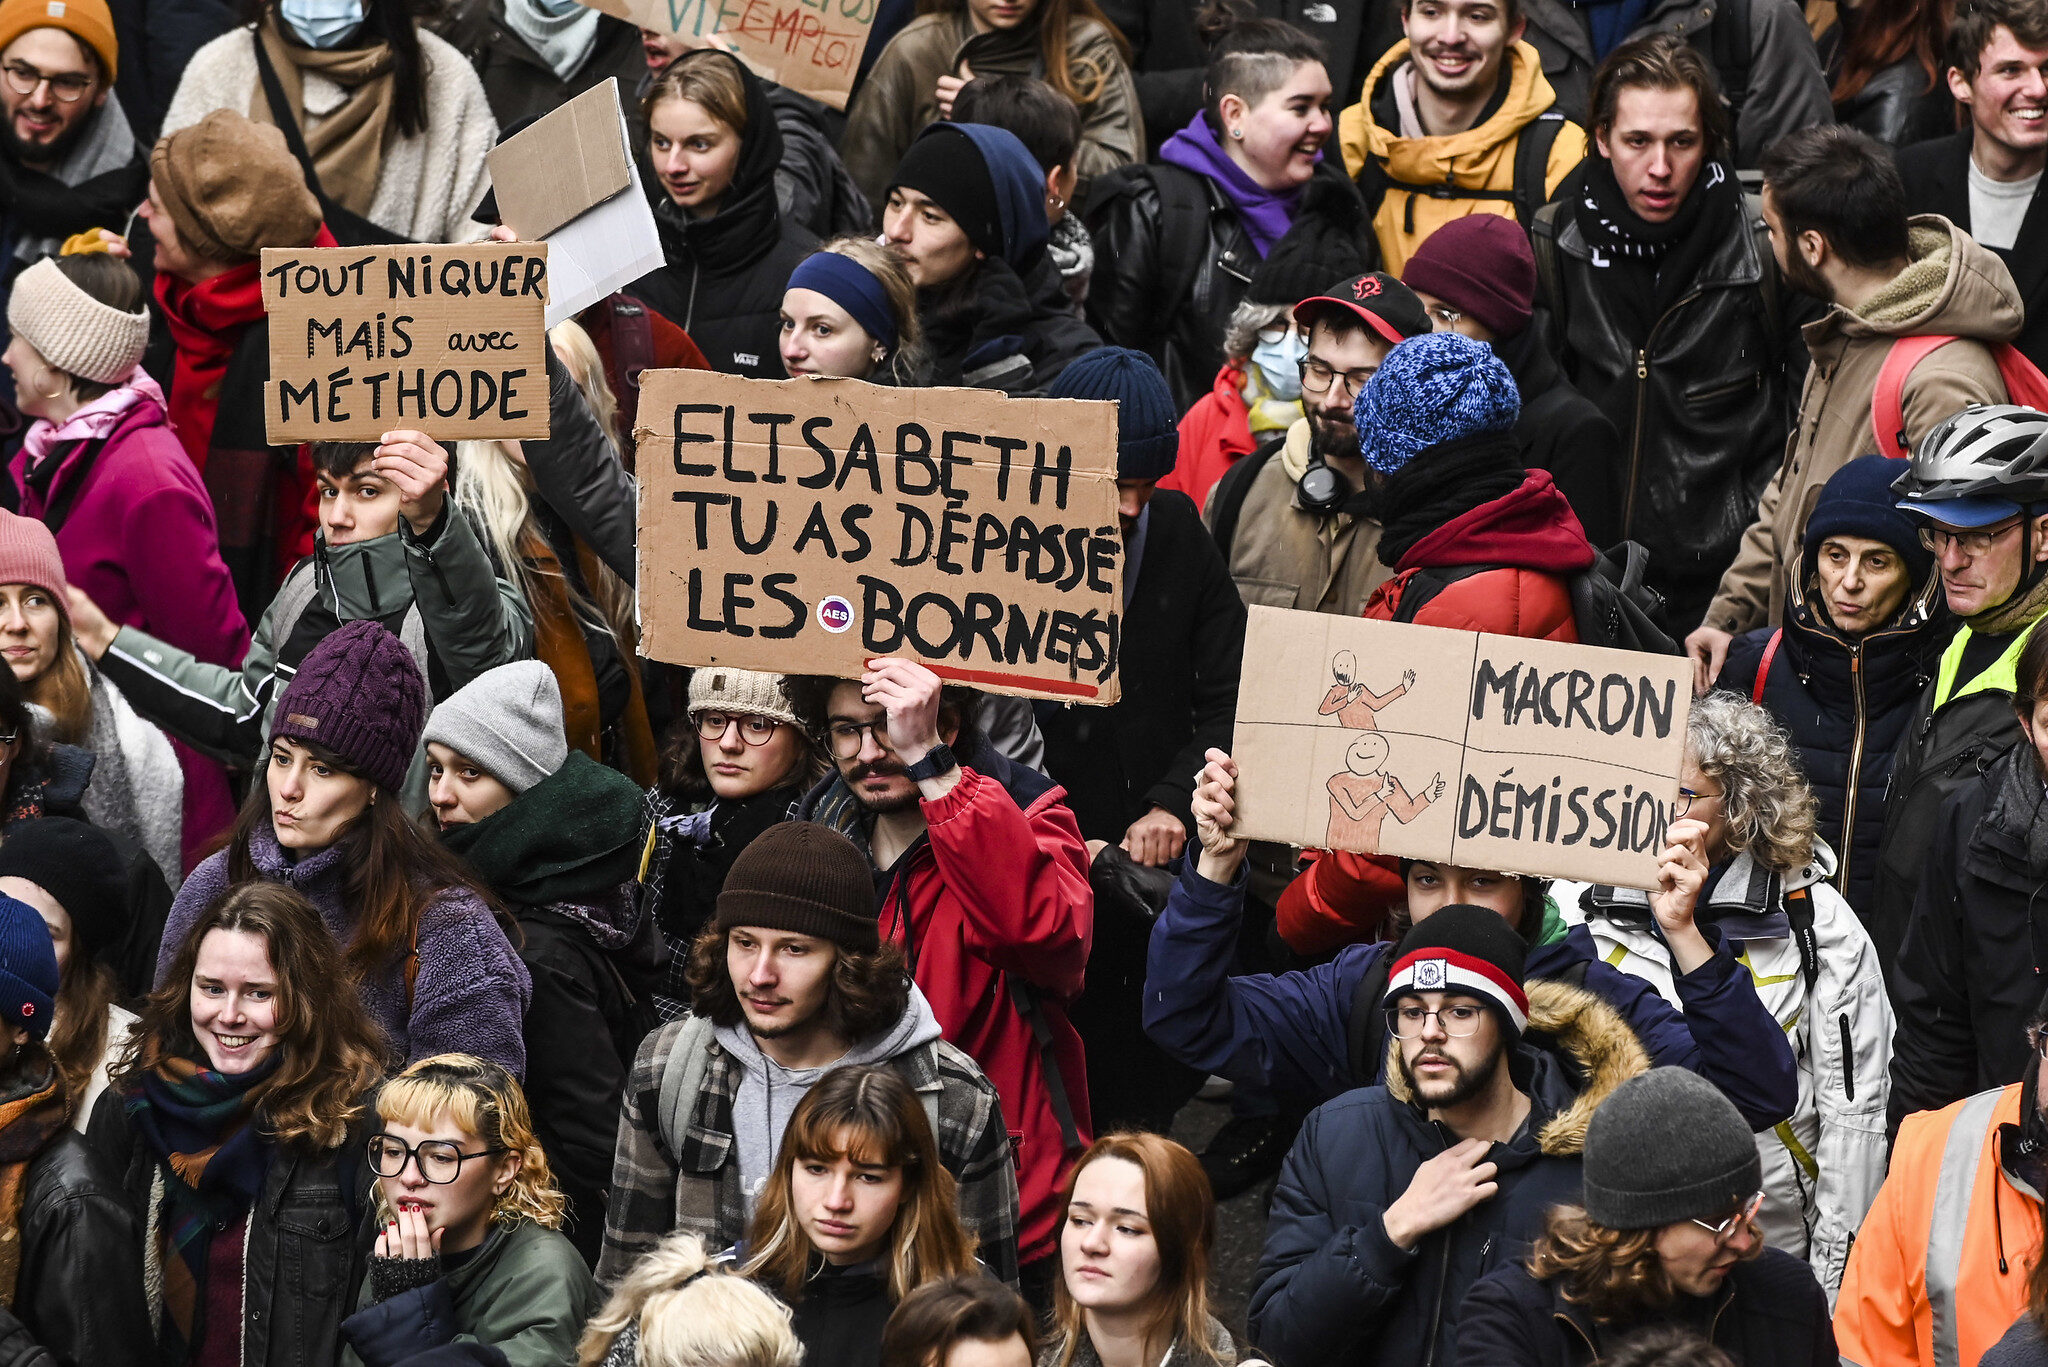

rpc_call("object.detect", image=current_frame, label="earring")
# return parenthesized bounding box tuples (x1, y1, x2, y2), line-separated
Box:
(872, 346, 887, 364)
(1230, 128, 1244, 140)
(31, 368, 66, 401)
(1048, 193, 1067, 212)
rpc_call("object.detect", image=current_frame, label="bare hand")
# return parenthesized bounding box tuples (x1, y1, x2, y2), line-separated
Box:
(487, 224, 519, 243)
(1122, 806, 1188, 867)
(861, 657, 943, 765)
(935, 64, 973, 118)
(375, 1203, 443, 1262)
(1382, 1138, 1499, 1249)
(64, 586, 117, 660)
(1191, 749, 1248, 881)
(1650, 818, 1715, 973)
(374, 430, 450, 535)
(1684, 626, 1733, 696)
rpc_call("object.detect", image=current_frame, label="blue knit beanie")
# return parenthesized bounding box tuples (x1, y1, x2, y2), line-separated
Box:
(0, 894, 58, 1041)
(1047, 347, 1180, 482)
(1804, 455, 1935, 587)
(1353, 332, 1521, 475)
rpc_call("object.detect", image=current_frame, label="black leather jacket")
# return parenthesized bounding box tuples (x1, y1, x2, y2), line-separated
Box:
(1836, 56, 1955, 148)
(89, 1092, 373, 1367)
(1085, 160, 1376, 411)
(1537, 188, 1801, 630)
(10, 1126, 151, 1367)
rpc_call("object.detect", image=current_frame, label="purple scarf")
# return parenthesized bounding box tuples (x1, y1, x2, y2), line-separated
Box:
(1158, 113, 1310, 258)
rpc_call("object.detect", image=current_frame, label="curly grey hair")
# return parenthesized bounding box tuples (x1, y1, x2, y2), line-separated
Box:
(1222, 298, 1297, 363)
(1687, 691, 1818, 873)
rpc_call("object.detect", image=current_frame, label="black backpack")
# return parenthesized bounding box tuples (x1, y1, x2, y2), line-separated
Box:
(1355, 108, 1569, 235)
(1391, 541, 1681, 656)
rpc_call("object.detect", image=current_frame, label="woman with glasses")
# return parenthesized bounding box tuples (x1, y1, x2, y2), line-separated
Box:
(341, 1053, 599, 1367)
(639, 666, 826, 1019)
(1457, 1067, 1835, 1367)
(88, 879, 387, 1367)
(1562, 691, 1890, 1298)
(422, 660, 664, 1268)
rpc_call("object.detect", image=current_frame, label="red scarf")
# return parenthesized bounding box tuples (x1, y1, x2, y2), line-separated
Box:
(154, 225, 337, 472)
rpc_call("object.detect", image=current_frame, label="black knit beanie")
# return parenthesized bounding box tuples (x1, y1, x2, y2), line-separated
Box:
(888, 124, 1003, 259)
(715, 822, 881, 952)
(0, 818, 127, 962)
(1582, 1067, 1763, 1230)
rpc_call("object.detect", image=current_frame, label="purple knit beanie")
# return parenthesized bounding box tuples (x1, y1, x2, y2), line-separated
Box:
(270, 620, 426, 793)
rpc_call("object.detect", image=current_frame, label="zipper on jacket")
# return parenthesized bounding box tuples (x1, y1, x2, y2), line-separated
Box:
(1421, 1234, 1452, 1367)
(1838, 642, 1868, 897)
(1839, 1013, 1855, 1102)
(1621, 289, 1704, 537)
(685, 260, 701, 332)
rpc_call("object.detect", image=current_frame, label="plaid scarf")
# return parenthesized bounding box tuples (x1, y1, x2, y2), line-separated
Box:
(0, 1058, 68, 1308)
(129, 1054, 279, 1364)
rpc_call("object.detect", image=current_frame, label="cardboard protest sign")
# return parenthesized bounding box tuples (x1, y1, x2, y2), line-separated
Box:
(1230, 607, 1692, 889)
(485, 80, 663, 328)
(261, 243, 551, 443)
(578, 0, 875, 110)
(636, 369, 1123, 703)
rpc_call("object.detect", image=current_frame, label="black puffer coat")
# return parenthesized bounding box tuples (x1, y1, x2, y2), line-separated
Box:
(626, 50, 819, 378)
(1536, 176, 1804, 632)
(1085, 160, 1378, 411)
(1720, 579, 1949, 917)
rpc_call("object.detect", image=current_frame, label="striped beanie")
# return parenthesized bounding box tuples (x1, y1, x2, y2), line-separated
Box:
(1380, 903, 1529, 1036)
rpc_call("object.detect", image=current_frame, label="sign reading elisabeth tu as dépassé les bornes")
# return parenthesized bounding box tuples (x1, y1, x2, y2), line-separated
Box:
(635, 369, 1123, 704)
(260, 244, 551, 444)
(1230, 609, 1692, 890)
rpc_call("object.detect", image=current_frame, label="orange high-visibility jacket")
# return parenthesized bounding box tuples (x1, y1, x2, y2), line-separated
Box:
(1836, 1083, 2038, 1367)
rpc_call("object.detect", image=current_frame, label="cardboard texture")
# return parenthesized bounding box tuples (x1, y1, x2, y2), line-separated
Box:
(487, 80, 633, 241)
(261, 243, 552, 443)
(1230, 607, 1692, 889)
(636, 369, 1124, 702)
(577, 0, 875, 110)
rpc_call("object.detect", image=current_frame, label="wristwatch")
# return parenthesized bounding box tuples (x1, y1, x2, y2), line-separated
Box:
(903, 743, 958, 783)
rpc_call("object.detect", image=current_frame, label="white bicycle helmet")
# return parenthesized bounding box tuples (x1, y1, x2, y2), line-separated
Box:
(1892, 404, 2048, 510)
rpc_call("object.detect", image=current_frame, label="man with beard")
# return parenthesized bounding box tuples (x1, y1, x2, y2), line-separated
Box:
(785, 659, 1091, 1310)
(0, 0, 144, 427)
(1688, 125, 2024, 692)
(1207, 271, 1432, 619)
(1835, 986, 2048, 1367)
(1247, 905, 1647, 1367)
(597, 820, 1020, 1285)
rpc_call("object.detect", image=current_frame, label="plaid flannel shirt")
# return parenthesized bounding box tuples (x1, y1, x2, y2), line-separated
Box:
(597, 1017, 1022, 1286)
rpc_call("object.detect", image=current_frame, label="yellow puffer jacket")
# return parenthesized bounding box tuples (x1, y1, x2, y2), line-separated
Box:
(1338, 40, 1588, 275)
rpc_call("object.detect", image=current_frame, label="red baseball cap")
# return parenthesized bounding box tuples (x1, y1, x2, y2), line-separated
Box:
(1293, 271, 1432, 347)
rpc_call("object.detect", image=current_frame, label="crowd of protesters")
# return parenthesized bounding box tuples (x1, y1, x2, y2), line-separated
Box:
(4, 0, 2048, 1359)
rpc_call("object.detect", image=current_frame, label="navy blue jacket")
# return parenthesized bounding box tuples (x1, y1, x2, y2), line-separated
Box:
(1248, 991, 1637, 1367)
(1453, 1245, 1835, 1367)
(1142, 862, 1796, 1129)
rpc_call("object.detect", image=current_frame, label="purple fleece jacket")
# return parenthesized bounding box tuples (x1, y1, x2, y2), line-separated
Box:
(158, 825, 532, 1076)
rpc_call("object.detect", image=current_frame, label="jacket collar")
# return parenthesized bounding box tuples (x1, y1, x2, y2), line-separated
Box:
(1394, 466, 1599, 576)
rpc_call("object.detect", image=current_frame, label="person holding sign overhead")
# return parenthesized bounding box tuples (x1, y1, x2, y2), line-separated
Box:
(626, 49, 820, 379)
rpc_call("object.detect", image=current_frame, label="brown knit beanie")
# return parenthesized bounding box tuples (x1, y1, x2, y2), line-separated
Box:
(150, 109, 320, 264)
(715, 822, 880, 952)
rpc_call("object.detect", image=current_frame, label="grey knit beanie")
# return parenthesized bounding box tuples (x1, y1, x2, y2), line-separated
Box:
(1581, 1068, 1763, 1231)
(421, 660, 569, 795)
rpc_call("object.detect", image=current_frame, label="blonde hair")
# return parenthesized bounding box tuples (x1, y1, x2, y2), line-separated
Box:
(1686, 691, 1818, 873)
(816, 236, 927, 384)
(24, 632, 91, 746)
(550, 319, 621, 454)
(578, 1232, 805, 1367)
(372, 1054, 566, 1230)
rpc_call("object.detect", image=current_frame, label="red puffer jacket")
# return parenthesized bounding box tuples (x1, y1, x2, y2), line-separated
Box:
(1279, 470, 1596, 954)
(799, 745, 1093, 1266)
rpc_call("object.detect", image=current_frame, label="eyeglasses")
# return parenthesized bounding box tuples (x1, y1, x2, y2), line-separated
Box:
(826, 720, 889, 759)
(695, 711, 782, 745)
(1425, 304, 1465, 329)
(1919, 519, 2023, 556)
(1676, 786, 1722, 819)
(1386, 1002, 1488, 1038)
(1, 61, 94, 102)
(1690, 1190, 1766, 1242)
(1298, 356, 1377, 398)
(367, 1134, 504, 1184)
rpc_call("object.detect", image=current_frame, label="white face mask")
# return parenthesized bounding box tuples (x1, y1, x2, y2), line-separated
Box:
(278, 0, 367, 49)
(1250, 325, 1307, 400)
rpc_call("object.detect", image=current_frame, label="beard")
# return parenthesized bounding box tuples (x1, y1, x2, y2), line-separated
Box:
(1309, 408, 1358, 465)
(844, 759, 921, 814)
(0, 106, 96, 170)
(1399, 1041, 1504, 1110)
(1778, 246, 1833, 303)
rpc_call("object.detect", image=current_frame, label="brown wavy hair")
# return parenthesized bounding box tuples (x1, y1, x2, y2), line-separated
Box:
(918, 0, 1131, 107)
(1046, 1133, 1226, 1367)
(742, 1065, 978, 1302)
(226, 736, 509, 985)
(47, 927, 121, 1104)
(112, 880, 388, 1151)
(1527, 1205, 1758, 1323)
(682, 921, 911, 1041)
(880, 1276, 1037, 1367)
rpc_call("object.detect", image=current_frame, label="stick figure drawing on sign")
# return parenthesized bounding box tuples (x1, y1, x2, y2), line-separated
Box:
(1319, 650, 1416, 730)
(1326, 732, 1444, 851)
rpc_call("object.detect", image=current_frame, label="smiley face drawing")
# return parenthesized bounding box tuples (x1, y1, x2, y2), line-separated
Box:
(1324, 732, 1444, 851)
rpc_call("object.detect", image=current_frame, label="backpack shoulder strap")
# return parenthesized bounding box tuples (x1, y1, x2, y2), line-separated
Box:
(267, 562, 322, 649)
(657, 1015, 718, 1157)
(1149, 165, 1213, 328)
(1872, 334, 1962, 459)
(1752, 628, 1783, 705)
(1707, 0, 1753, 129)
(1208, 435, 1284, 559)
(1531, 199, 1568, 335)
(1743, 194, 1781, 342)
(1004, 975, 1083, 1156)
(1783, 882, 1820, 992)
(1510, 111, 1568, 229)
(1346, 949, 1396, 1088)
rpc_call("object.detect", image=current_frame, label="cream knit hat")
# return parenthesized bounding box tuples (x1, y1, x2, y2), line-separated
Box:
(6, 258, 147, 386)
(686, 667, 800, 726)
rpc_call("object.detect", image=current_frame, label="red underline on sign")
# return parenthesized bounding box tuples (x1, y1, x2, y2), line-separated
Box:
(925, 665, 1099, 698)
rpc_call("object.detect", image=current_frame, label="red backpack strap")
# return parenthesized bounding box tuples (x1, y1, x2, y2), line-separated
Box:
(1872, 334, 1961, 458)
(1752, 628, 1783, 706)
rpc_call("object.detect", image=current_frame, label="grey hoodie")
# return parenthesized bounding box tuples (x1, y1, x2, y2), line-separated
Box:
(714, 985, 945, 1211)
